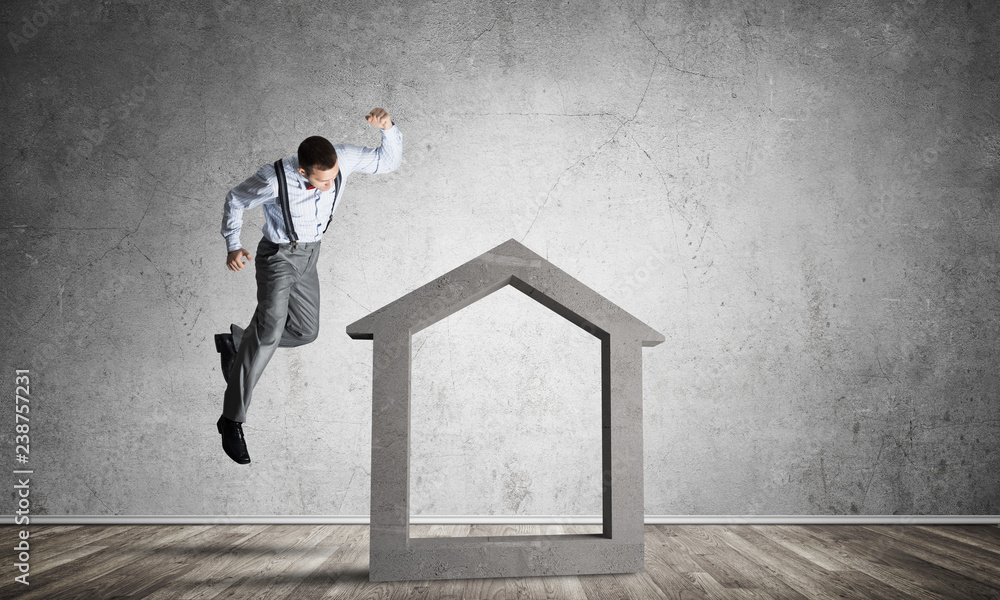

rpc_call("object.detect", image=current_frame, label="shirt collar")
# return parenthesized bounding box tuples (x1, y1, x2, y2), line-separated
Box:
(289, 155, 312, 189)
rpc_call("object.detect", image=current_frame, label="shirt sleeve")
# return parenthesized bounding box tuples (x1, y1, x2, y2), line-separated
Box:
(221, 163, 277, 252)
(338, 124, 403, 176)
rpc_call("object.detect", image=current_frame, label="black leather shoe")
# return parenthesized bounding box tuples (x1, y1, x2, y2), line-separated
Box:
(214, 333, 237, 383)
(217, 415, 251, 464)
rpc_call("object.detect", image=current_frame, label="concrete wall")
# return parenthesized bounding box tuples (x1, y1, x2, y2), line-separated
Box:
(2, 0, 997, 518)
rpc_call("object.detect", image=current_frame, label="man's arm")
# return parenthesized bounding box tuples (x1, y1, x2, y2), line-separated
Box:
(221, 163, 277, 271)
(338, 107, 402, 176)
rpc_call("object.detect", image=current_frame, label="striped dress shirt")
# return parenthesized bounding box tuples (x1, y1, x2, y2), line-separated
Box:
(221, 125, 402, 252)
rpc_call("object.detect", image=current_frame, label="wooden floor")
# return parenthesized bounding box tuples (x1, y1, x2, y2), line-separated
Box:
(2, 524, 999, 599)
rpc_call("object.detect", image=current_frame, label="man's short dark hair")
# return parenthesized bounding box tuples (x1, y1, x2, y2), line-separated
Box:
(297, 136, 337, 174)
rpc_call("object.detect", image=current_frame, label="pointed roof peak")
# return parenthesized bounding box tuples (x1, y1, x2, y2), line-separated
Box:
(347, 239, 663, 346)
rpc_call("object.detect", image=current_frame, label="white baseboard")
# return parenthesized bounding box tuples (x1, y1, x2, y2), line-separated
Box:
(11, 514, 1000, 525)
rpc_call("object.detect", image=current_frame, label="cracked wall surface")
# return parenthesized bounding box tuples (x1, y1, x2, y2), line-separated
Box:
(0, 0, 998, 517)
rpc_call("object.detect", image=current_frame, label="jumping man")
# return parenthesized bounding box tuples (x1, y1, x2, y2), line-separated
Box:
(214, 107, 402, 464)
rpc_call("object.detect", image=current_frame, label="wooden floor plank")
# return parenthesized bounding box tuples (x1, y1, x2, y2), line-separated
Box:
(408, 524, 471, 539)
(689, 570, 775, 600)
(31, 523, 154, 568)
(281, 529, 366, 600)
(650, 525, 711, 573)
(750, 525, 853, 572)
(22, 525, 82, 539)
(157, 525, 345, 600)
(801, 525, 1000, 599)
(512, 574, 591, 600)
(644, 526, 719, 599)
(60, 525, 247, 600)
(766, 525, 939, 599)
(687, 527, 810, 600)
(860, 525, 1000, 586)
(723, 525, 919, 600)
(914, 525, 1000, 556)
(577, 570, 635, 600)
(131, 525, 284, 600)
(1, 525, 212, 600)
(242, 525, 345, 600)
(2, 524, 998, 600)
(242, 522, 370, 600)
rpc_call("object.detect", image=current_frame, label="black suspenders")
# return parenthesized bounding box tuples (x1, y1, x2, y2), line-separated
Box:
(273, 159, 298, 243)
(322, 172, 342, 234)
(274, 158, 340, 241)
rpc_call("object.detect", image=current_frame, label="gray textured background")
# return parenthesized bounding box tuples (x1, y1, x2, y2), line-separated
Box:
(1, 0, 998, 518)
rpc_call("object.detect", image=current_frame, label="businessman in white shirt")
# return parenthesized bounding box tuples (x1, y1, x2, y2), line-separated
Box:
(215, 107, 402, 464)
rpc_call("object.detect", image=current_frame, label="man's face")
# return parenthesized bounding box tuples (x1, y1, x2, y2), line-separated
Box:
(299, 164, 339, 192)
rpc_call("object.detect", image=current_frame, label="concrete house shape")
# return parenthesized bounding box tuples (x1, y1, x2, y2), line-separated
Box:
(347, 238, 664, 582)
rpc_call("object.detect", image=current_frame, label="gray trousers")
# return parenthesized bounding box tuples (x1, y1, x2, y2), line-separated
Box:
(223, 238, 322, 423)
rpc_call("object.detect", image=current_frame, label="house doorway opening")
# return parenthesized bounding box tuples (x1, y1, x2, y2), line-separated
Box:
(408, 284, 603, 538)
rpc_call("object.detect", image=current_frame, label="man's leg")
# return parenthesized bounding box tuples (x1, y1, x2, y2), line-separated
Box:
(230, 240, 320, 356)
(223, 240, 302, 423)
(281, 241, 321, 348)
(218, 241, 321, 463)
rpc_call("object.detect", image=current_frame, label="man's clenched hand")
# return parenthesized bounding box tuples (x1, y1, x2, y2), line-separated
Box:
(365, 107, 393, 130)
(227, 249, 252, 272)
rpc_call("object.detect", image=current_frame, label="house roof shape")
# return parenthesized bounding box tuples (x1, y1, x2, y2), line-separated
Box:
(347, 238, 665, 345)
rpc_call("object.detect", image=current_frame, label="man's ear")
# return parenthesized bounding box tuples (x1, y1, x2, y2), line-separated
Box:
(298, 167, 307, 177)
